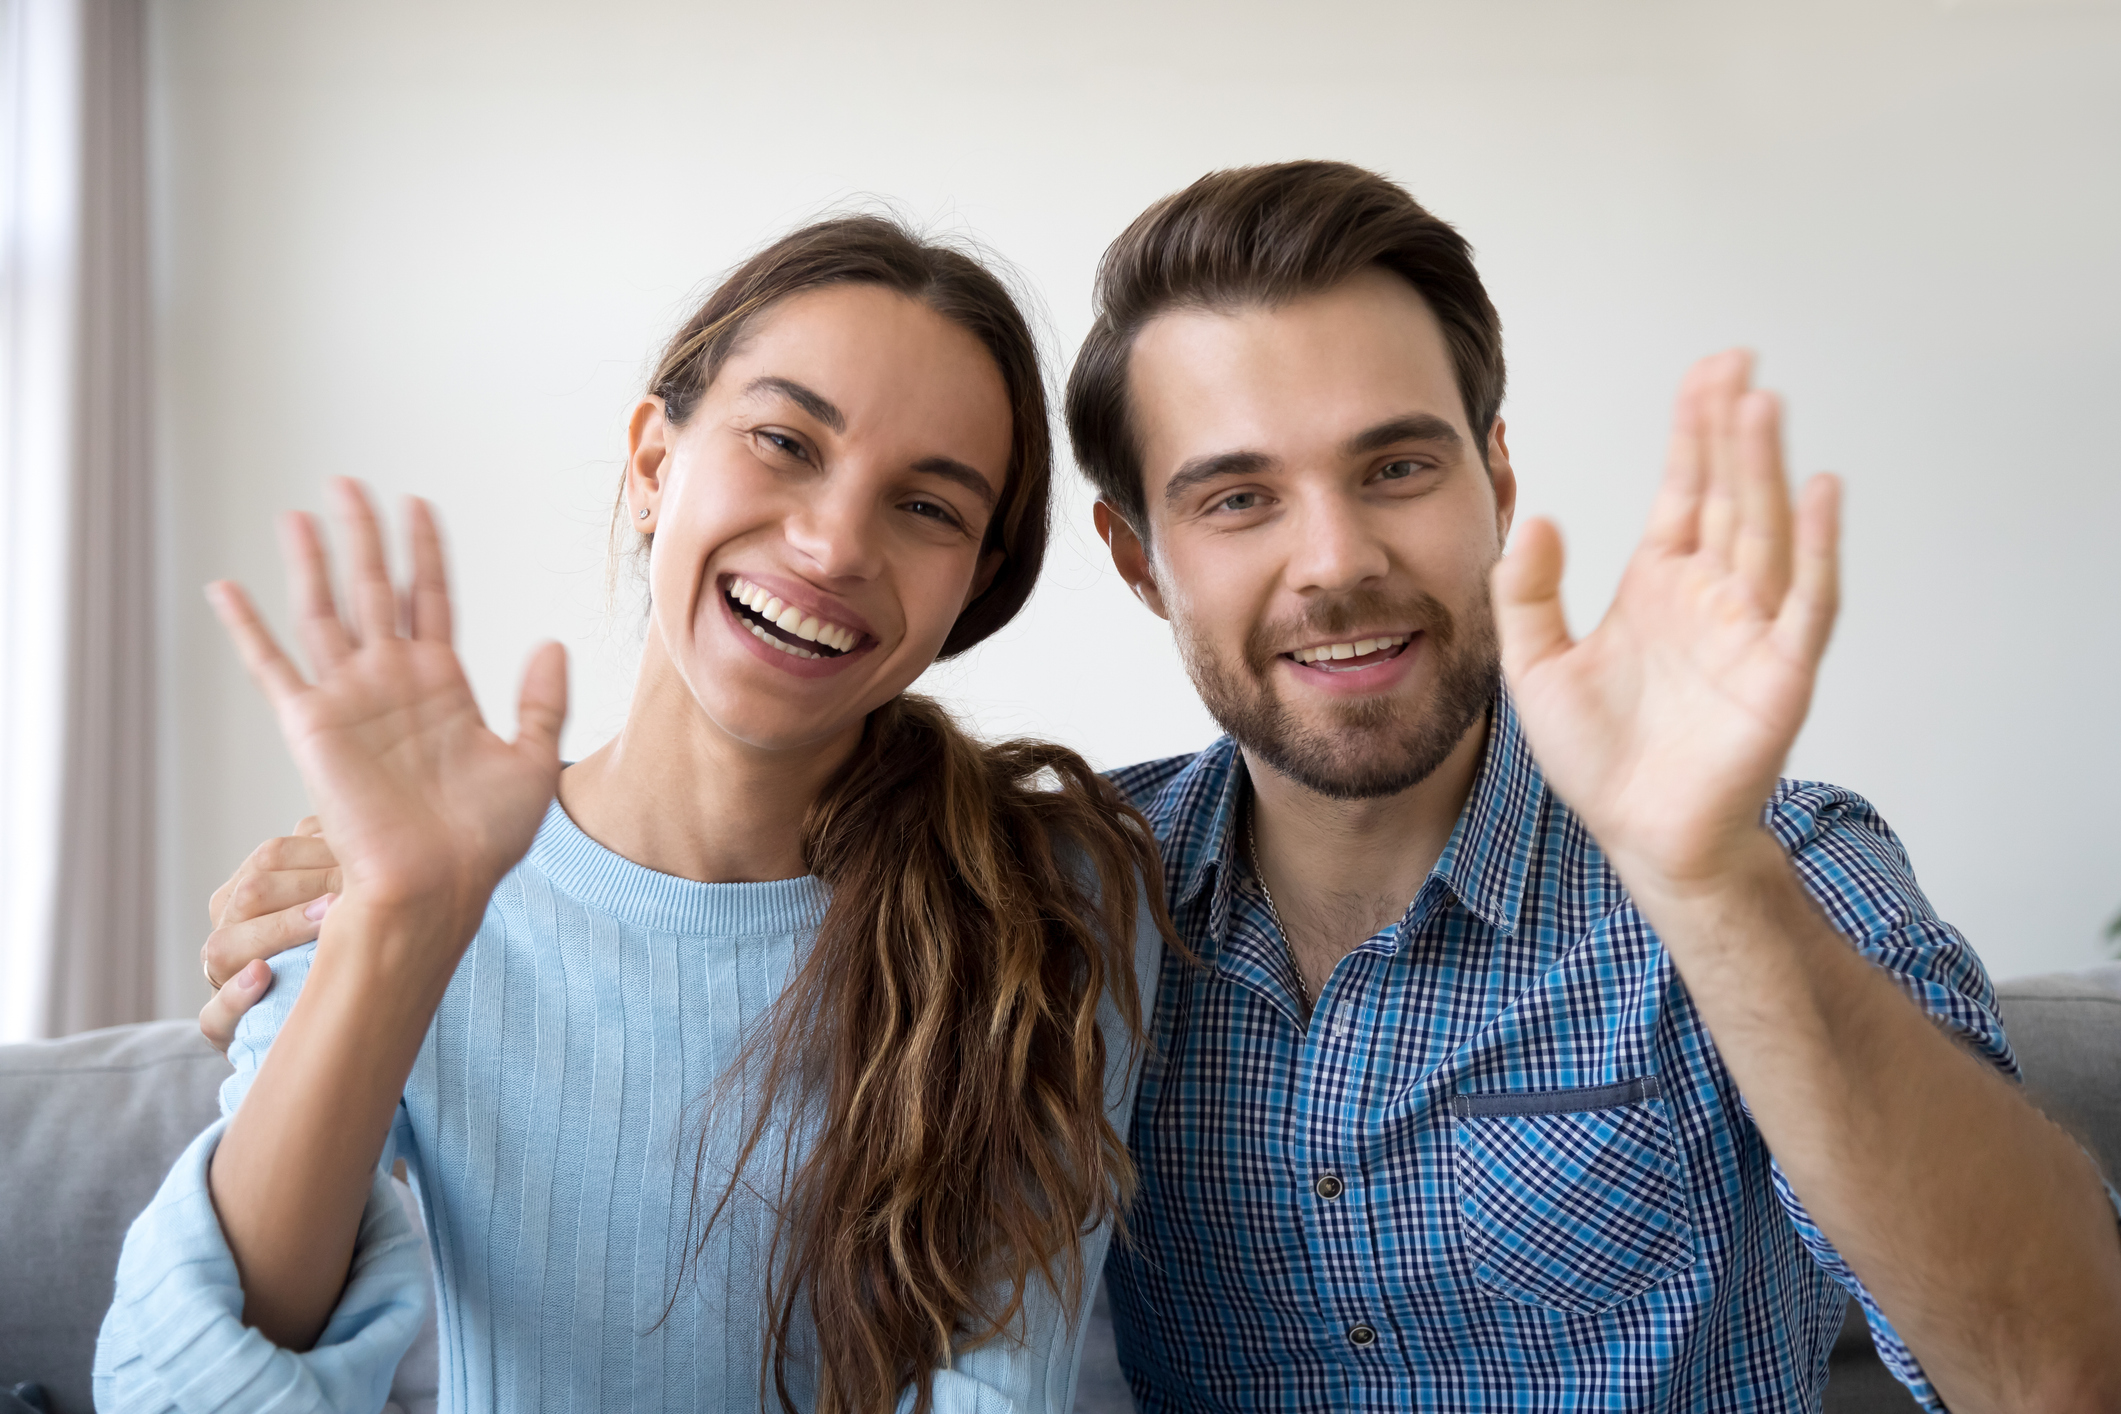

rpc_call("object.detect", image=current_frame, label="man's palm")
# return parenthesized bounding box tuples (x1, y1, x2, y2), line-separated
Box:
(1494, 352, 1840, 893)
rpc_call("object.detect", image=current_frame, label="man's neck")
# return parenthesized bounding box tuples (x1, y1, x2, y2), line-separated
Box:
(1243, 706, 1490, 1007)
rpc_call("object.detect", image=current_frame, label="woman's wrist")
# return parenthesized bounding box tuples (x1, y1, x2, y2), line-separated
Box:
(311, 890, 479, 1026)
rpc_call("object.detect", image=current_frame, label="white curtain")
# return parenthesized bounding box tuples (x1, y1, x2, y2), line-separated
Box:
(0, 0, 155, 1041)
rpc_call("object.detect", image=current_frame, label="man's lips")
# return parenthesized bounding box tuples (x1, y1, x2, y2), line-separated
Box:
(1281, 632, 1413, 672)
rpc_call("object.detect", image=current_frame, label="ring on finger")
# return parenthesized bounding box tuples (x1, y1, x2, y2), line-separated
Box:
(203, 955, 223, 991)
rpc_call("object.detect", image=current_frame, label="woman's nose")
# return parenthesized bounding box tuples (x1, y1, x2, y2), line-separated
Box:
(783, 484, 885, 583)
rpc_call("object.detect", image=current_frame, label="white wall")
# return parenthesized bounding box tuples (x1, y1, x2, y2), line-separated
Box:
(147, 0, 2121, 1017)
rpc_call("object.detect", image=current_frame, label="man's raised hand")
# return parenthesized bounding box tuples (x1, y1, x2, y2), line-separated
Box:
(1491, 351, 1841, 900)
(206, 479, 567, 973)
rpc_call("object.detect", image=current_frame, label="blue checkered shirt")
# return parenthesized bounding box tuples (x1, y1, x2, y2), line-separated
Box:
(1102, 691, 2011, 1412)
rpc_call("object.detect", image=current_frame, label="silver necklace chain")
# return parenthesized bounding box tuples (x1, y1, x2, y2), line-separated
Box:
(1248, 804, 1313, 1006)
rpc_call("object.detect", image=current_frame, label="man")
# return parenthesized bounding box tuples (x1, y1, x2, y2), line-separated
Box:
(1064, 161, 2121, 1412)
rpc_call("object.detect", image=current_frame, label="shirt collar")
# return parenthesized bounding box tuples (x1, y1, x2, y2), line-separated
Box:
(1170, 684, 1548, 948)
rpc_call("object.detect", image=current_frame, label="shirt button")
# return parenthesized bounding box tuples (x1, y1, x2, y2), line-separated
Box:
(1348, 1323, 1378, 1347)
(1313, 1173, 1345, 1201)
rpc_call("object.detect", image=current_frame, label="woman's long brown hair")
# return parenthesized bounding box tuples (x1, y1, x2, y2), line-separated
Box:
(630, 216, 1174, 1413)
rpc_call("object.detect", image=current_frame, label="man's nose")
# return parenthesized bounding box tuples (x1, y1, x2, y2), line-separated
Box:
(1286, 490, 1390, 594)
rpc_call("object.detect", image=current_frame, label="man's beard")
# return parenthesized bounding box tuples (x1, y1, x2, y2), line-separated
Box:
(1177, 583, 1499, 801)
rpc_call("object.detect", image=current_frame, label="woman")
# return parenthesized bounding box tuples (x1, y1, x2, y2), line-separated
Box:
(97, 217, 1170, 1414)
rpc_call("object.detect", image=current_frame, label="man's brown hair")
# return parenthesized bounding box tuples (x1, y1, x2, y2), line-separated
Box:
(1064, 160, 1506, 534)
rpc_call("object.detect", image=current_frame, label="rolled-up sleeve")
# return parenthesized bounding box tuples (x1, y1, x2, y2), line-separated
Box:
(94, 942, 429, 1413)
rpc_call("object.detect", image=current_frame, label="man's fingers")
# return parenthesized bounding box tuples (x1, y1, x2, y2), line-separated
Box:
(513, 641, 570, 769)
(1645, 356, 1727, 552)
(206, 581, 308, 707)
(223, 866, 342, 924)
(1731, 390, 1794, 612)
(1695, 350, 1753, 569)
(292, 815, 322, 837)
(199, 959, 272, 1057)
(1772, 473, 1841, 666)
(1492, 517, 1575, 683)
(202, 893, 331, 988)
(280, 512, 352, 674)
(405, 497, 454, 645)
(331, 478, 400, 647)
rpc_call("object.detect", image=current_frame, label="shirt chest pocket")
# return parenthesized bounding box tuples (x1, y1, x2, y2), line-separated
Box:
(1449, 1077, 1698, 1314)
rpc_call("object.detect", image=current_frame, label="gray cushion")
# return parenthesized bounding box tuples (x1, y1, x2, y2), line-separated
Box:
(1, 1021, 228, 1412)
(0, 1020, 438, 1414)
(1997, 964, 2121, 1184)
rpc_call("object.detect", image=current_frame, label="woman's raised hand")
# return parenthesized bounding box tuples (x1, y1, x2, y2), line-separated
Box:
(207, 480, 567, 981)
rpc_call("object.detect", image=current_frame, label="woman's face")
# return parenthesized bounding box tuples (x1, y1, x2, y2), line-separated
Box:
(626, 283, 1013, 755)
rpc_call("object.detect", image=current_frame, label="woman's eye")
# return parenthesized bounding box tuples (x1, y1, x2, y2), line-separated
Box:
(904, 498, 962, 528)
(756, 430, 810, 462)
(1214, 491, 1261, 513)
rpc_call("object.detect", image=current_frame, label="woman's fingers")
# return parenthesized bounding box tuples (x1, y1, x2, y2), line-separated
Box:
(206, 581, 308, 707)
(280, 511, 352, 674)
(405, 497, 454, 644)
(199, 959, 272, 1056)
(513, 640, 570, 767)
(202, 892, 333, 990)
(331, 478, 401, 647)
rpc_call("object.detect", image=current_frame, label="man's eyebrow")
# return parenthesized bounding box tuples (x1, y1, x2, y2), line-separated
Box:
(911, 456, 997, 509)
(1343, 413, 1464, 458)
(738, 375, 846, 434)
(1163, 450, 1276, 506)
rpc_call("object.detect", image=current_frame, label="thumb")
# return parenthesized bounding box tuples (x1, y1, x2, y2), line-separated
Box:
(513, 640, 569, 769)
(1491, 517, 1574, 684)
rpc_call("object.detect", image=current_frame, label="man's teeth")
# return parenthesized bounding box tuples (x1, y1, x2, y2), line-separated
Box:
(1290, 634, 1409, 665)
(725, 576, 859, 653)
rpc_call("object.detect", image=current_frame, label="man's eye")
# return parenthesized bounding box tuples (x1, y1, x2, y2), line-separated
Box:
(1214, 491, 1261, 513)
(1378, 460, 1422, 481)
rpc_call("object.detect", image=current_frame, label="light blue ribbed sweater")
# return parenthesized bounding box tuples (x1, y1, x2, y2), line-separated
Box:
(95, 800, 1161, 1413)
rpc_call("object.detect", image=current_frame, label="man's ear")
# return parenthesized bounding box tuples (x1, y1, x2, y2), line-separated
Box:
(626, 396, 672, 528)
(1486, 417, 1518, 549)
(1093, 501, 1169, 621)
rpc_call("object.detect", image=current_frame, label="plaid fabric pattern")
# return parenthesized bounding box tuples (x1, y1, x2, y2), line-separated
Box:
(1102, 690, 2012, 1412)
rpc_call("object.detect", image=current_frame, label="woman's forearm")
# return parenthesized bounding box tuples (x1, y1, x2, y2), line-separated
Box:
(208, 897, 464, 1350)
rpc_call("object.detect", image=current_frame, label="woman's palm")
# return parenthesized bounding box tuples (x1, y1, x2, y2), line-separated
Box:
(208, 481, 567, 943)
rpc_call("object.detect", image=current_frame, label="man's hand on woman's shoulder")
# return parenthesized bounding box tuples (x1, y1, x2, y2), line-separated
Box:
(199, 815, 341, 1053)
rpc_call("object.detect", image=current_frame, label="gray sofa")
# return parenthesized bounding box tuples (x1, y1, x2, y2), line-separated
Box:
(4, 967, 2115, 1414)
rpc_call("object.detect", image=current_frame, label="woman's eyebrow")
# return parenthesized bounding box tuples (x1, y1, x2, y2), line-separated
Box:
(739, 375, 846, 433)
(911, 456, 998, 509)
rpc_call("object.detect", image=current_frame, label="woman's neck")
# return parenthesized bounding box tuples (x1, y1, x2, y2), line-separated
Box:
(558, 662, 861, 885)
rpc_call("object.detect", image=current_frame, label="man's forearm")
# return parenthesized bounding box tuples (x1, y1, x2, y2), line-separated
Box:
(1628, 833, 2121, 1414)
(209, 899, 456, 1351)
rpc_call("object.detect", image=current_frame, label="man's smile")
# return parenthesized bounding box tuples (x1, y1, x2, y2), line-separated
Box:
(1286, 633, 1410, 671)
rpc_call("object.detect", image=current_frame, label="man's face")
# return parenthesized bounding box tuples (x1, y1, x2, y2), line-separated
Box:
(1100, 267, 1516, 800)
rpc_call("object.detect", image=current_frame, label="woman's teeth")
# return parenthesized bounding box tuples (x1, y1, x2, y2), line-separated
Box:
(1290, 634, 1409, 665)
(725, 576, 860, 655)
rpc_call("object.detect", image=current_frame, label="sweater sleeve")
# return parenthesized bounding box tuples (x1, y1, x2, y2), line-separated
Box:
(93, 943, 429, 1414)
(908, 876, 1167, 1414)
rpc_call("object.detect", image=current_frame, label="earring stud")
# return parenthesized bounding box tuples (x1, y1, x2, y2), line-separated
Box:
(637, 508, 651, 520)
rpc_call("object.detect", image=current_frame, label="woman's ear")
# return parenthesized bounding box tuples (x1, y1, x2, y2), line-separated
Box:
(626, 396, 672, 530)
(1093, 501, 1169, 620)
(963, 548, 1005, 610)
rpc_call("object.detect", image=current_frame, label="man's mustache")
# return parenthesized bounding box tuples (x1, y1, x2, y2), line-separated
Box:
(1242, 588, 1459, 675)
